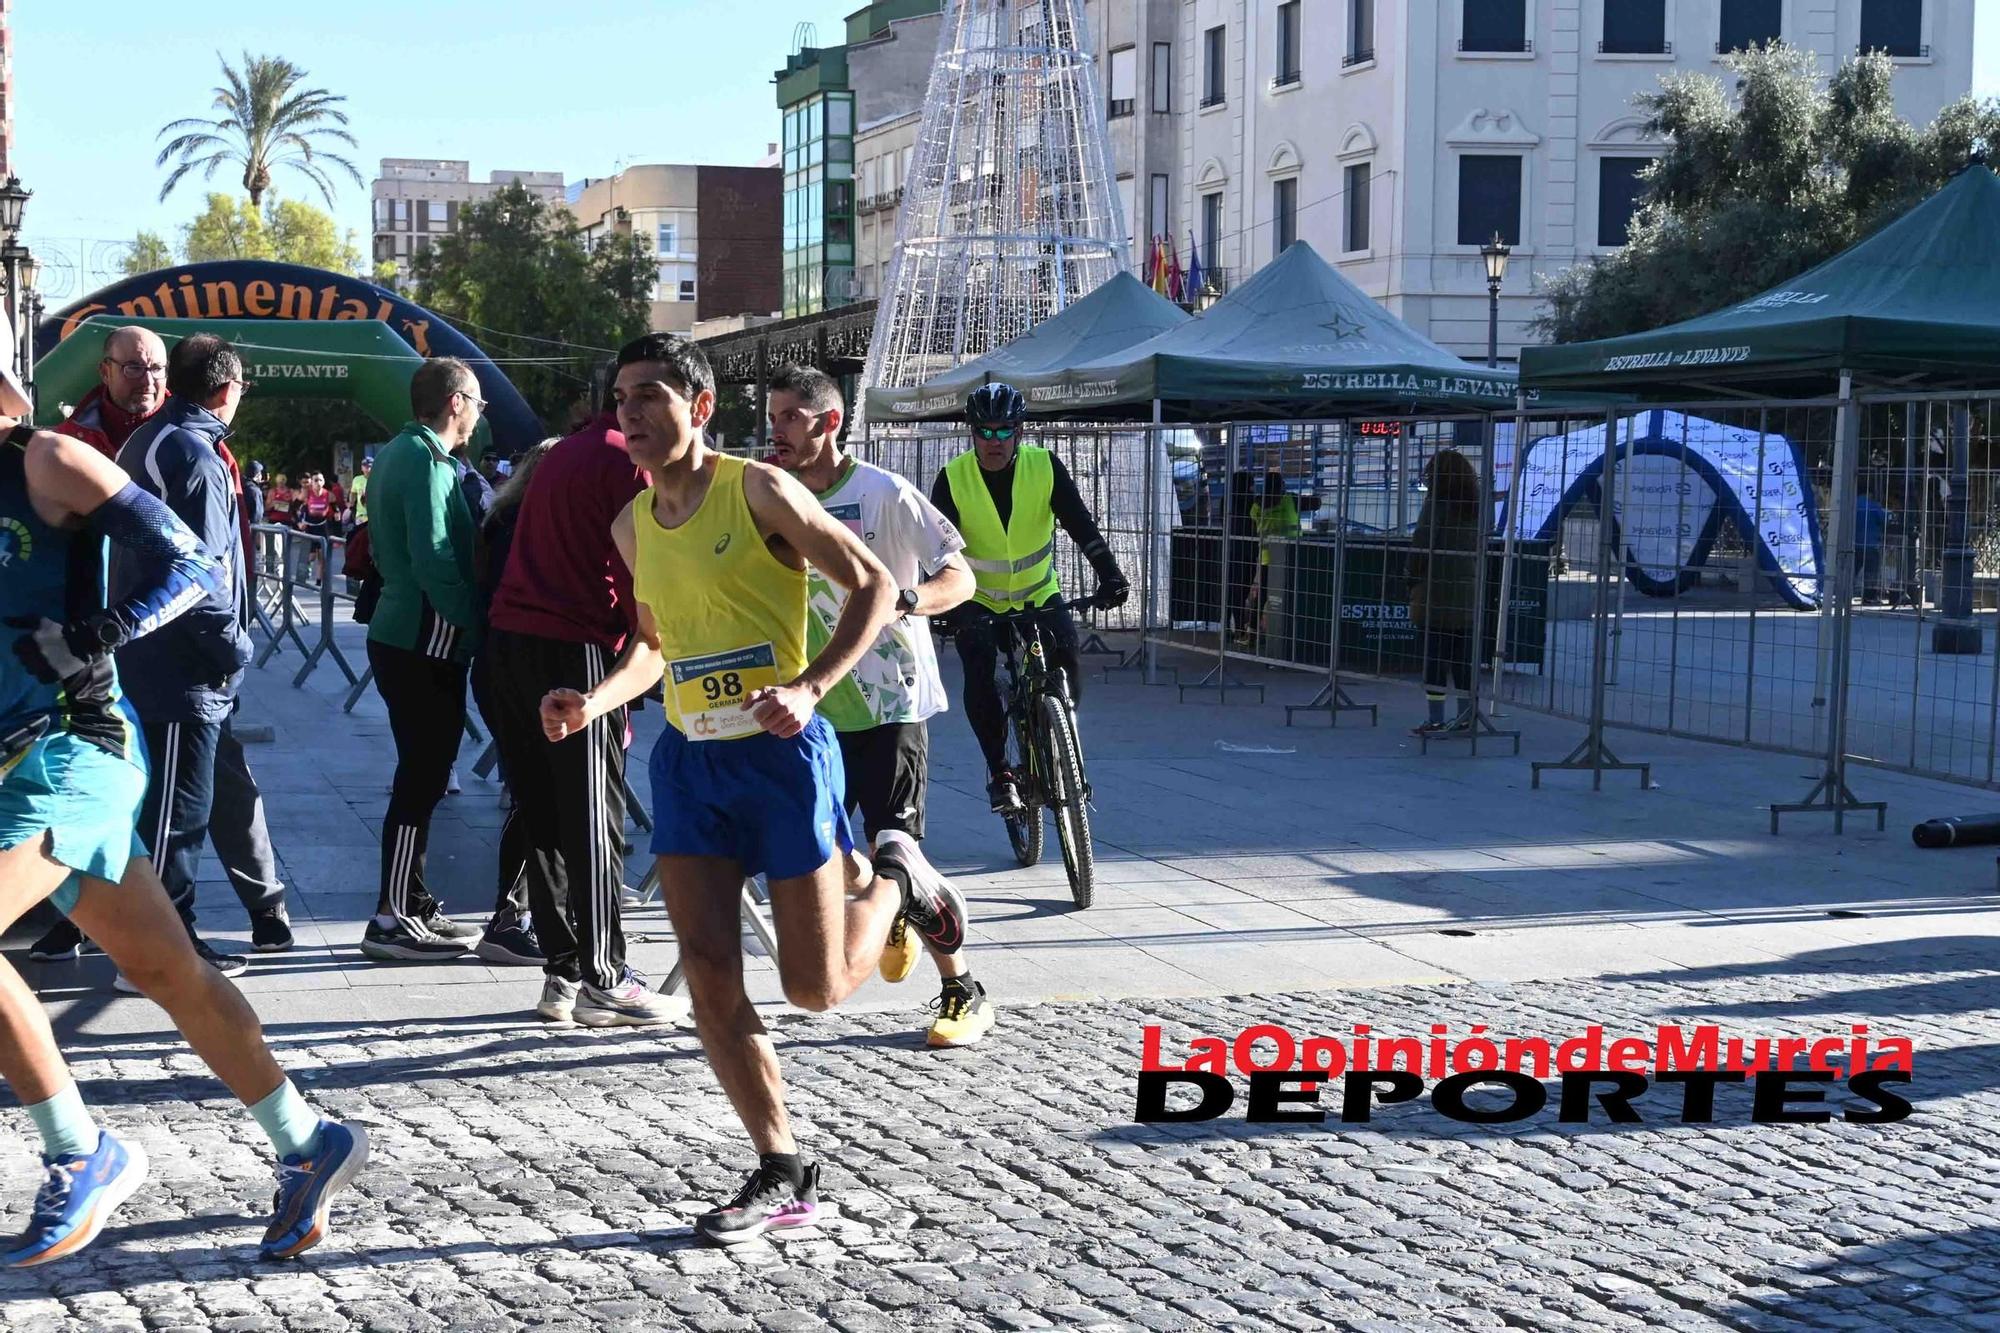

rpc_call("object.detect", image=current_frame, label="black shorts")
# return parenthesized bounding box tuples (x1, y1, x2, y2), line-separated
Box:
(836, 721, 928, 843)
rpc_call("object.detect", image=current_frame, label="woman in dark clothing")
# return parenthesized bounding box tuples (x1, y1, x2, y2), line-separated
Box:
(1226, 468, 1259, 645)
(1407, 449, 1482, 736)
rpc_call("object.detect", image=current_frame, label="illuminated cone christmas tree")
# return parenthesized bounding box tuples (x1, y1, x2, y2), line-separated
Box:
(859, 0, 1129, 417)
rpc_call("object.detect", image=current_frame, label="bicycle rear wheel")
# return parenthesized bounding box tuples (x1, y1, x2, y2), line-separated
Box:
(1002, 711, 1043, 867)
(1037, 694, 1095, 909)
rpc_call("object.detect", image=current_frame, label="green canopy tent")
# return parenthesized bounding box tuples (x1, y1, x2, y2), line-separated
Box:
(1518, 164, 2000, 823)
(1002, 241, 1524, 422)
(35, 315, 494, 456)
(863, 272, 1191, 424)
(1521, 164, 2000, 398)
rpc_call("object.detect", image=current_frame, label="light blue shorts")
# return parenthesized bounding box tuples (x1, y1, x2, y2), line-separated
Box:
(0, 731, 148, 915)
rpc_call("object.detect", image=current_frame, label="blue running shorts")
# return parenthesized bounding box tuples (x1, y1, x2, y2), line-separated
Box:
(648, 713, 854, 881)
(0, 731, 148, 916)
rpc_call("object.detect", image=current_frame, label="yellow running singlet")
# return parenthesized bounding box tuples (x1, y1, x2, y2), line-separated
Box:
(629, 455, 810, 740)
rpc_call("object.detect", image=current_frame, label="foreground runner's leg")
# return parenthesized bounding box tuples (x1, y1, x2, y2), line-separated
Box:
(0, 837, 146, 1268)
(65, 855, 369, 1262)
(659, 853, 819, 1244)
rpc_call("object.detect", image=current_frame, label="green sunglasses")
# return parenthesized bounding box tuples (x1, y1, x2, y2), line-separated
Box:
(976, 425, 1018, 441)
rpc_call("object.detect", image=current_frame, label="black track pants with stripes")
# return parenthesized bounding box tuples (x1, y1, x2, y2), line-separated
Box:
(484, 628, 629, 989)
(137, 717, 222, 939)
(369, 638, 469, 922)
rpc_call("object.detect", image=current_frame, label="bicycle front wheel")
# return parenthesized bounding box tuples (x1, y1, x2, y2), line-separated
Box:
(1037, 693, 1095, 909)
(1003, 710, 1043, 867)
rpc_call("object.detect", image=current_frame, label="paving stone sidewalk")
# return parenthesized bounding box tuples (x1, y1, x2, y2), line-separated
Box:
(28, 614, 1999, 1034)
(2, 942, 1995, 1333)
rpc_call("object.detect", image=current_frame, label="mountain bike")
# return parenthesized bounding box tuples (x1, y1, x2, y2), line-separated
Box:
(958, 596, 1101, 908)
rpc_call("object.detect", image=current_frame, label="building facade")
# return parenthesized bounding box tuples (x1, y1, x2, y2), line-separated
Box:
(1095, 1, 1183, 275)
(567, 164, 781, 335)
(780, 1, 945, 319)
(1178, 0, 1978, 359)
(370, 160, 565, 284)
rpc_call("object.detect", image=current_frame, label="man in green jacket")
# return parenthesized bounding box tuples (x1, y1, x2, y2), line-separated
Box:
(360, 358, 489, 960)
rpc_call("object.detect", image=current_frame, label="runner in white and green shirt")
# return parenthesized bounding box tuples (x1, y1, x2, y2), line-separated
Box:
(766, 365, 995, 1049)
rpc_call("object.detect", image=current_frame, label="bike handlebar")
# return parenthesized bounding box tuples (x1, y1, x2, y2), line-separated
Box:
(941, 595, 1104, 634)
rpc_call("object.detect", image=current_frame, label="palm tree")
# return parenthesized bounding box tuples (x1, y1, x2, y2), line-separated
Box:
(155, 52, 363, 209)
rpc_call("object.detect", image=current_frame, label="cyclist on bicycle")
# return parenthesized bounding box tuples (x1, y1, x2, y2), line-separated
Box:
(929, 382, 1129, 813)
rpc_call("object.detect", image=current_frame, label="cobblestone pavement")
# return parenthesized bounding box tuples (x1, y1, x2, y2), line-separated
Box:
(2, 940, 1995, 1333)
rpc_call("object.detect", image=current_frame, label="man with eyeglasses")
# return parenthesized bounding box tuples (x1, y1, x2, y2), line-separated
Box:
(57, 327, 170, 462)
(34, 329, 295, 964)
(929, 382, 1129, 813)
(101, 334, 260, 983)
(359, 358, 491, 960)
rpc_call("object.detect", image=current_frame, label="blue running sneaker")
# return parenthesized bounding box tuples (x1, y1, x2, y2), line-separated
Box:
(3, 1131, 148, 1267)
(260, 1119, 370, 1261)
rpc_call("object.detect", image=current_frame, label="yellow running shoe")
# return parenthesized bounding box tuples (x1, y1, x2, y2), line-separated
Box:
(879, 914, 920, 984)
(926, 979, 995, 1048)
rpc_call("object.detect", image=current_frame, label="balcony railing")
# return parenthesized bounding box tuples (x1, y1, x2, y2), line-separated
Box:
(1459, 35, 1533, 53)
(1272, 69, 1301, 89)
(1199, 91, 1225, 109)
(1857, 42, 1928, 58)
(1342, 47, 1375, 67)
(1600, 37, 1671, 54)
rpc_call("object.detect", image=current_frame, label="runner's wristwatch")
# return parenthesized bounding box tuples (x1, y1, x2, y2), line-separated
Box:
(897, 587, 920, 615)
(79, 614, 126, 652)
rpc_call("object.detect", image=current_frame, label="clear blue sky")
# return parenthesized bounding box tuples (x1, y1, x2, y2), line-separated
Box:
(11, 1, 860, 300)
(11, 1, 2000, 304)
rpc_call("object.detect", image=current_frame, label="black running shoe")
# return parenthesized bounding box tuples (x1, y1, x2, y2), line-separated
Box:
(194, 938, 249, 978)
(250, 908, 294, 954)
(28, 920, 85, 963)
(473, 915, 543, 967)
(873, 830, 967, 955)
(695, 1163, 820, 1247)
(358, 918, 471, 961)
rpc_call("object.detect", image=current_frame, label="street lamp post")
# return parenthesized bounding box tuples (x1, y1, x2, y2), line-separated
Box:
(1480, 233, 1512, 369)
(17, 250, 39, 398)
(0, 177, 31, 402)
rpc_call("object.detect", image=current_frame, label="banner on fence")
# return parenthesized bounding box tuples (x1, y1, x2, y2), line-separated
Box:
(1509, 410, 1823, 610)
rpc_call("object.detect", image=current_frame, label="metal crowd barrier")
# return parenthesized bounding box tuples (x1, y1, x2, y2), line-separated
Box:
(248, 524, 360, 691)
(866, 389, 2000, 831)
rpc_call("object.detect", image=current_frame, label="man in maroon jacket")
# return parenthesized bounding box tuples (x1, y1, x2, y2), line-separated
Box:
(58, 327, 169, 459)
(483, 391, 677, 1027)
(31, 324, 296, 965)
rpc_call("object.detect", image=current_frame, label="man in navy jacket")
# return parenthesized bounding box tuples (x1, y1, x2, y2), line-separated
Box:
(110, 334, 264, 981)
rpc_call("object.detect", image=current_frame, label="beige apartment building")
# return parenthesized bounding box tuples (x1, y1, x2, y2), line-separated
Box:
(370, 159, 565, 283)
(567, 163, 781, 335)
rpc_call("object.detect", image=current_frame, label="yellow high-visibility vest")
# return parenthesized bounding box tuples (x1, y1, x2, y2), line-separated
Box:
(946, 445, 1062, 613)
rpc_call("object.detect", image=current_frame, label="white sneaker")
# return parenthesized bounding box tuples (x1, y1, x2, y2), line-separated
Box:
(573, 973, 688, 1027)
(537, 975, 581, 1024)
(446, 768, 462, 796)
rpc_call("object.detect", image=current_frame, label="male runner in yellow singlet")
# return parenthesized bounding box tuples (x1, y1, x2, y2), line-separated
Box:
(540, 334, 968, 1246)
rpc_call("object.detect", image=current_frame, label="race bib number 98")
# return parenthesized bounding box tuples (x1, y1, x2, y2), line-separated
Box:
(670, 643, 782, 741)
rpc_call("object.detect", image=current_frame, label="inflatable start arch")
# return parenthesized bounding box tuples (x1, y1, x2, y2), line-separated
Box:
(36, 260, 542, 453)
(1509, 410, 1825, 611)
